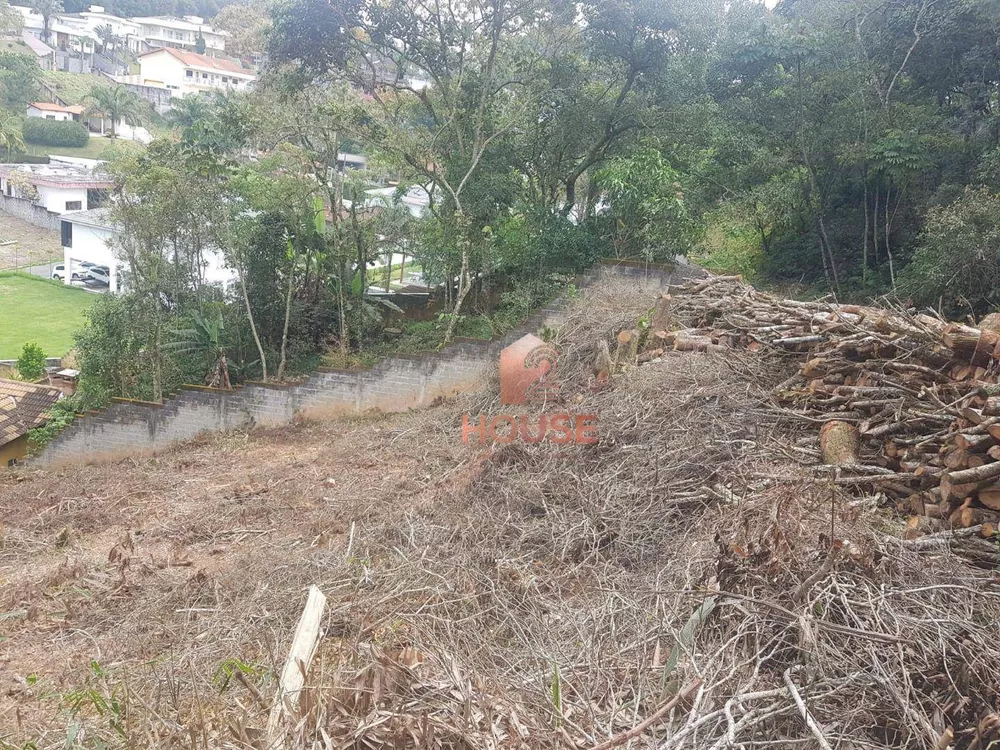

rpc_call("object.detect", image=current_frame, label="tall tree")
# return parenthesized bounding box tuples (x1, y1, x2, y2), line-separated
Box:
(30, 0, 62, 44)
(85, 83, 148, 140)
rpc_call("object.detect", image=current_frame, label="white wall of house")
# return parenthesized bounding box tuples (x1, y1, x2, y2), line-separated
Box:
(36, 185, 89, 213)
(135, 18, 225, 53)
(139, 49, 254, 96)
(61, 217, 235, 294)
(26, 106, 74, 121)
(62, 220, 119, 291)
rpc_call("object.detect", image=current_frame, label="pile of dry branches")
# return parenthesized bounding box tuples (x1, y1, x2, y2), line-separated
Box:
(640, 274, 1000, 550)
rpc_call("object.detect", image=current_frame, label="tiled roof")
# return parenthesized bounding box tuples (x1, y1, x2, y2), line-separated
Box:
(29, 101, 73, 112)
(141, 47, 250, 76)
(0, 380, 62, 447)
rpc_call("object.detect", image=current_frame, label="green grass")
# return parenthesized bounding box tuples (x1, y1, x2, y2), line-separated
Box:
(22, 137, 143, 160)
(0, 273, 95, 360)
(38, 70, 96, 106)
(0, 40, 34, 56)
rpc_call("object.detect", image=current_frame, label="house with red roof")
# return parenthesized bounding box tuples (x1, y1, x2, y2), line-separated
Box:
(26, 101, 87, 122)
(136, 47, 255, 97)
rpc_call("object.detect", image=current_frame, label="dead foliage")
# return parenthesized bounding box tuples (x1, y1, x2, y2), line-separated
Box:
(0, 271, 997, 749)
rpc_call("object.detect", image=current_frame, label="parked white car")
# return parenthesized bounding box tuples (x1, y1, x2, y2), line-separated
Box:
(51, 262, 93, 282)
(86, 265, 111, 286)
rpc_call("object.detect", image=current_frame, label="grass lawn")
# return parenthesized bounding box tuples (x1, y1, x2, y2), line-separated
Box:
(0, 274, 95, 360)
(22, 137, 143, 161)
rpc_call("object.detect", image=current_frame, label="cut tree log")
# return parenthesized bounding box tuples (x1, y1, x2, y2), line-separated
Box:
(819, 421, 860, 465)
(593, 340, 613, 384)
(647, 295, 673, 343)
(266, 584, 327, 744)
(977, 487, 1000, 511)
(613, 329, 639, 371)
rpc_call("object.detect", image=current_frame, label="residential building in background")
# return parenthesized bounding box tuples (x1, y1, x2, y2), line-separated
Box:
(0, 380, 63, 467)
(0, 158, 111, 230)
(133, 47, 255, 96)
(58, 209, 237, 295)
(132, 15, 226, 55)
(19, 31, 55, 70)
(26, 101, 85, 121)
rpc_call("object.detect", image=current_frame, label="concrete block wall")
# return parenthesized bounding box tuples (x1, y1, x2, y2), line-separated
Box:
(36, 261, 694, 465)
(0, 195, 61, 232)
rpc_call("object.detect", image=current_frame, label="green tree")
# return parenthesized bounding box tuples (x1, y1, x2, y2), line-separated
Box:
(85, 84, 148, 140)
(30, 0, 62, 44)
(0, 108, 24, 160)
(16, 342, 46, 381)
(0, 52, 39, 110)
(0, 0, 24, 36)
(165, 92, 216, 129)
(901, 187, 1000, 314)
(165, 309, 231, 388)
(194, 31, 206, 54)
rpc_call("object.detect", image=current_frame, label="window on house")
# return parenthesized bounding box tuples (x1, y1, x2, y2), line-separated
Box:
(221, 76, 228, 83)
(45, 115, 55, 120)
(202, 72, 208, 78)
(65, 200, 82, 211)
(186, 69, 193, 77)
(61, 221, 73, 248)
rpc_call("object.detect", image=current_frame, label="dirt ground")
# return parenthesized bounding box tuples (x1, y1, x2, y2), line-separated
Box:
(0, 274, 997, 749)
(0, 215, 62, 270)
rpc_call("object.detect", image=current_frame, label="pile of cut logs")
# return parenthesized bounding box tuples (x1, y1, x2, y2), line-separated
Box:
(638, 274, 1000, 540)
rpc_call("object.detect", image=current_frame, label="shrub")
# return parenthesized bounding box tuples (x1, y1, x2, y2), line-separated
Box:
(900, 187, 1000, 313)
(16, 342, 46, 381)
(28, 395, 80, 453)
(22, 118, 89, 147)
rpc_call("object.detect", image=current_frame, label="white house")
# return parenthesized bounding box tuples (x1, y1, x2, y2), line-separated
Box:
(75, 6, 143, 52)
(133, 16, 226, 55)
(14, 5, 97, 55)
(0, 158, 111, 215)
(26, 101, 85, 122)
(136, 47, 255, 96)
(364, 185, 432, 218)
(59, 208, 120, 290)
(59, 208, 237, 293)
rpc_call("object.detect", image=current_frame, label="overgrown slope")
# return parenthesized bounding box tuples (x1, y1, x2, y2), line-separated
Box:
(0, 274, 997, 749)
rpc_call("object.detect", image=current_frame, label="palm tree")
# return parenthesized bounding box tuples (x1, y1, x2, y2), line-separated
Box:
(165, 310, 231, 389)
(94, 22, 114, 55)
(30, 0, 62, 44)
(165, 93, 215, 129)
(0, 110, 24, 161)
(84, 84, 147, 140)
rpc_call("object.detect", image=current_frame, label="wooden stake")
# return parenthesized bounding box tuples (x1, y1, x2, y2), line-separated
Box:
(266, 584, 327, 744)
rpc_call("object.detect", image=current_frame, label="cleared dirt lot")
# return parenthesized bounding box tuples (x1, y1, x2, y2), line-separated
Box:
(0, 214, 62, 270)
(0, 274, 997, 749)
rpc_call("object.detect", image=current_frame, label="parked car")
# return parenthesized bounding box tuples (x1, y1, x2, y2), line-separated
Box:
(52, 264, 84, 281)
(86, 265, 111, 286)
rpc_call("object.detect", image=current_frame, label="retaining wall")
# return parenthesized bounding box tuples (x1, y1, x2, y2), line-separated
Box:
(36, 262, 691, 466)
(0, 194, 61, 231)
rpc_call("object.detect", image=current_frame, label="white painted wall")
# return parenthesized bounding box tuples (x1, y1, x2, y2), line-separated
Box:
(62, 220, 119, 291)
(36, 185, 88, 213)
(61, 218, 235, 293)
(26, 106, 74, 121)
(139, 49, 253, 96)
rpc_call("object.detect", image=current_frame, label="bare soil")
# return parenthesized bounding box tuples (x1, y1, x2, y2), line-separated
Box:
(0, 215, 62, 270)
(0, 274, 997, 749)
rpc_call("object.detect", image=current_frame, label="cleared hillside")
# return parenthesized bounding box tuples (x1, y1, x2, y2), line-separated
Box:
(0, 273, 997, 749)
